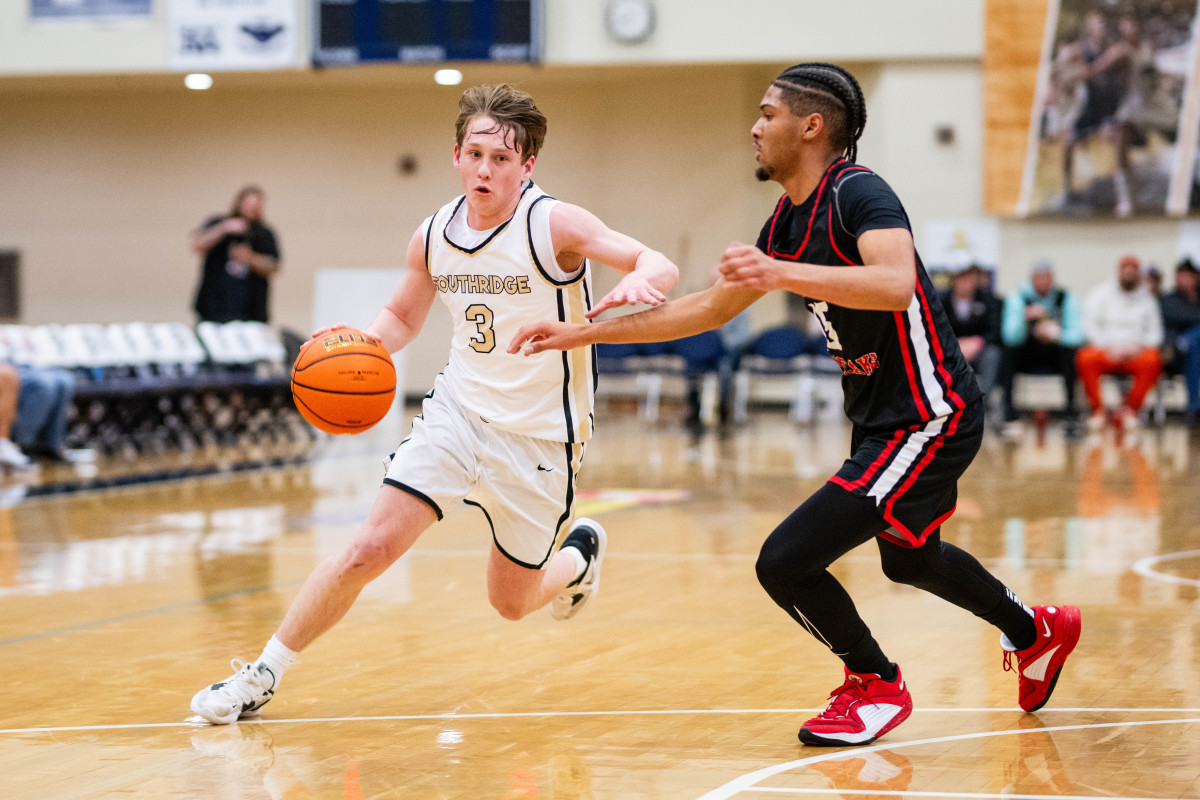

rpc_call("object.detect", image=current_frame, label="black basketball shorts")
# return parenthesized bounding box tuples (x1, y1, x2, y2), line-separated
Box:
(828, 399, 984, 547)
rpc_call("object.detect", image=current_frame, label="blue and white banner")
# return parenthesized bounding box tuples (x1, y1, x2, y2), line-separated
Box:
(169, 0, 298, 71)
(32, 0, 151, 20)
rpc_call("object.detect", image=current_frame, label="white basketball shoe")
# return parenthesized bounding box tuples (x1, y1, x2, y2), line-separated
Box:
(550, 518, 607, 621)
(191, 659, 277, 725)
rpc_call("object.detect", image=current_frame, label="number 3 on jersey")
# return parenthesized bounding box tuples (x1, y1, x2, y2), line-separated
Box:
(810, 301, 843, 352)
(465, 304, 495, 353)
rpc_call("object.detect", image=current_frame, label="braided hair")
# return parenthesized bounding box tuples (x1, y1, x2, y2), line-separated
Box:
(772, 62, 867, 162)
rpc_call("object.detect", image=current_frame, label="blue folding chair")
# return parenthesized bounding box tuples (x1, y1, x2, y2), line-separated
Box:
(733, 325, 815, 423)
(669, 331, 725, 376)
(593, 341, 677, 422)
(665, 331, 726, 425)
(594, 342, 642, 376)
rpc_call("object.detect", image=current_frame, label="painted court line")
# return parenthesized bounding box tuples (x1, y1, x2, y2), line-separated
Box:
(5, 709, 1197, 800)
(1133, 549, 1200, 587)
(693, 717, 1200, 800)
(2, 707, 1197, 737)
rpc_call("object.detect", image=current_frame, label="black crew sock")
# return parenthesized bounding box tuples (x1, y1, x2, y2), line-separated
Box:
(981, 601, 1037, 651)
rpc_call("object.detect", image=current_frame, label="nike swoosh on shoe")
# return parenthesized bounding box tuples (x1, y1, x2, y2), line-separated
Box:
(1022, 645, 1060, 681)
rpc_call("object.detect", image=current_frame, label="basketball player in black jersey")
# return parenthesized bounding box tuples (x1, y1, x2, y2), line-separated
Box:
(510, 63, 1081, 746)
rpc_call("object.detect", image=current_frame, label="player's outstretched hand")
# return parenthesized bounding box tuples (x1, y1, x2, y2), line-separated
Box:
(508, 321, 588, 356)
(719, 241, 788, 292)
(311, 323, 381, 344)
(587, 272, 667, 319)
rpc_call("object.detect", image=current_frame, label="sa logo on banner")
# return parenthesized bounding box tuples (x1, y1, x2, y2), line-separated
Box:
(169, 0, 297, 71)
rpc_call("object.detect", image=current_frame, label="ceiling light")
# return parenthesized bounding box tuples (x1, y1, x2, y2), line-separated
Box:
(184, 73, 213, 90)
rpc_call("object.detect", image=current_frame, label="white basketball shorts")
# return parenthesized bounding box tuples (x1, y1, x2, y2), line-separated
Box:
(383, 375, 586, 568)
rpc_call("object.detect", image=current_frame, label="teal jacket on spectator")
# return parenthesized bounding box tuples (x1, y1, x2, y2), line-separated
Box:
(1001, 281, 1085, 347)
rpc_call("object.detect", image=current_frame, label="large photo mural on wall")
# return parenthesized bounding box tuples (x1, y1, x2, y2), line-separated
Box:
(1020, 0, 1200, 218)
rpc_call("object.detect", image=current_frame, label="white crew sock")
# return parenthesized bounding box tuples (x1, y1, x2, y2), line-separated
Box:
(563, 546, 589, 583)
(255, 635, 298, 683)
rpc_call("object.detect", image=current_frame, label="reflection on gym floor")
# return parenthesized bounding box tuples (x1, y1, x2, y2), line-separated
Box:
(2, 404, 1199, 799)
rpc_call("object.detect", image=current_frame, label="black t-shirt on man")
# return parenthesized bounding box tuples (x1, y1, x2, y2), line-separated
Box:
(193, 215, 280, 323)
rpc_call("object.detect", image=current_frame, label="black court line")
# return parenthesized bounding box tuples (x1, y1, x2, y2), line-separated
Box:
(18, 454, 313, 499)
(0, 583, 291, 648)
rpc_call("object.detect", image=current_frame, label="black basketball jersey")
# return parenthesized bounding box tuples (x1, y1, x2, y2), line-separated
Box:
(755, 159, 981, 432)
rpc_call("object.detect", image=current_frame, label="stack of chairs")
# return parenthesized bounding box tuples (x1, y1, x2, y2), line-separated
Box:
(0, 321, 307, 457)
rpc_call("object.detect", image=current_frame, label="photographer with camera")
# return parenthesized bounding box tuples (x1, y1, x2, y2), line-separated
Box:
(190, 185, 281, 323)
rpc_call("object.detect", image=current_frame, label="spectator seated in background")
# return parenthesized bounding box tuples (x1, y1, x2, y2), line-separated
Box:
(998, 261, 1085, 439)
(11, 364, 80, 463)
(1159, 258, 1200, 427)
(0, 364, 32, 471)
(1077, 254, 1163, 433)
(938, 263, 1002, 415)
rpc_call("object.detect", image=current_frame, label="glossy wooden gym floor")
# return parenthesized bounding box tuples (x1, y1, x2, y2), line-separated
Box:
(2, 401, 1198, 799)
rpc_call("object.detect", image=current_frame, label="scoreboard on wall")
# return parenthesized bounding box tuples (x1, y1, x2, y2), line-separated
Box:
(313, 0, 540, 66)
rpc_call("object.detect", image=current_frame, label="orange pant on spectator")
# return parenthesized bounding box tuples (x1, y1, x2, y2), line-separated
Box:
(1075, 346, 1162, 413)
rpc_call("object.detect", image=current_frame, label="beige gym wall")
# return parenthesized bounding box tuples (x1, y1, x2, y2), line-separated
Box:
(0, 64, 795, 389)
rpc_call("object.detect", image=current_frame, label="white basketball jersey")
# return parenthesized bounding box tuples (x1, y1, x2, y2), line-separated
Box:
(422, 181, 596, 443)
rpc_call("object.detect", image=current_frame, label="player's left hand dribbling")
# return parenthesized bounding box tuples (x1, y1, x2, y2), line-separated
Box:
(311, 323, 352, 339)
(311, 323, 381, 344)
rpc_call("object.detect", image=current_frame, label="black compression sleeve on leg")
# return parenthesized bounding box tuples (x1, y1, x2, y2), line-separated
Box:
(878, 531, 1037, 650)
(756, 482, 892, 672)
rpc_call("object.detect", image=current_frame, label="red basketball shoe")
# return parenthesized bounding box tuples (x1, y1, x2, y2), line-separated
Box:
(799, 666, 913, 746)
(1004, 605, 1081, 712)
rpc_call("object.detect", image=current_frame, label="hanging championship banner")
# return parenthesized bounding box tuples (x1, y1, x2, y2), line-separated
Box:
(169, 0, 298, 71)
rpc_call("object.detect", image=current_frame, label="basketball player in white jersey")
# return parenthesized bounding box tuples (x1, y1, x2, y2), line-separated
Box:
(190, 84, 679, 725)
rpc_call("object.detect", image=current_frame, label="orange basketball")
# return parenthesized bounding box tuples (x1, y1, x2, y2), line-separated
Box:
(291, 329, 396, 434)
